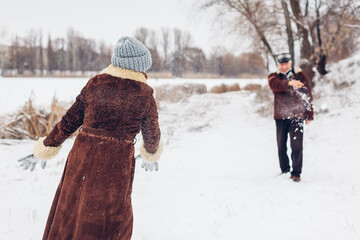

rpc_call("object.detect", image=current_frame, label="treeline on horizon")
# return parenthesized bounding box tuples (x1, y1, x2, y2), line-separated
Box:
(0, 27, 266, 78)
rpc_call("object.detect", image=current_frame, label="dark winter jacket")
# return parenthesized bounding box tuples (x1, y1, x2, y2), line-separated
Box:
(42, 64, 161, 240)
(268, 67, 314, 120)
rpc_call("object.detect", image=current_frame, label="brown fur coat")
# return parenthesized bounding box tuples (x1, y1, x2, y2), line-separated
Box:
(41, 65, 161, 240)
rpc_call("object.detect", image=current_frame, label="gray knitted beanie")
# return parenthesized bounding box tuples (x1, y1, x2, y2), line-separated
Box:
(111, 36, 152, 72)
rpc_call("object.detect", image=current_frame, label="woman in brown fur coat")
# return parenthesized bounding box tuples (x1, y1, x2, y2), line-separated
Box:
(22, 36, 163, 240)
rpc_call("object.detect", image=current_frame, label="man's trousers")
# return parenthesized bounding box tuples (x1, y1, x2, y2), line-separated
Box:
(275, 119, 304, 177)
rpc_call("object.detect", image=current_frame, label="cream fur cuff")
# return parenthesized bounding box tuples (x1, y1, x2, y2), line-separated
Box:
(140, 140, 164, 163)
(33, 137, 62, 160)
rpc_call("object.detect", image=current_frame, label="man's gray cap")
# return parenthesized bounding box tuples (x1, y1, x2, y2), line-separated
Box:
(276, 53, 291, 63)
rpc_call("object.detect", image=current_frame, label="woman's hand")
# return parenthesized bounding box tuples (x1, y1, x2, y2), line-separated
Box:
(135, 154, 159, 171)
(141, 159, 159, 171)
(18, 154, 47, 171)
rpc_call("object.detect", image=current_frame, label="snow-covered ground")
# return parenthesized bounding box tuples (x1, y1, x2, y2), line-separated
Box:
(1, 56, 360, 239)
(0, 77, 266, 115)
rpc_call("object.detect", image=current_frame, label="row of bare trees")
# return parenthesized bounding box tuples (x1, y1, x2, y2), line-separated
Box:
(0, 27, 266, 77)
(134, 27, 266, 77)
(3, 29, 112, 75)
(203, 0, 360, 85)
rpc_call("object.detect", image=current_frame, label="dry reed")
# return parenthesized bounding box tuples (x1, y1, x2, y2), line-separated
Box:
(210, 83, 241, 94)
(242, 84, 262, 91)
(155, 84, 207, 103)
(0, 97, 70, 140)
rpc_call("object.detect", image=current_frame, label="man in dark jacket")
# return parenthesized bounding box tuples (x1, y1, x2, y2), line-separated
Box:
(268, 53, 314, 182)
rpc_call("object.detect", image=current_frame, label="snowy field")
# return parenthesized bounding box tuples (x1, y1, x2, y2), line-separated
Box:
(1, 56, 360, 239)
(0, 77, 266, 115)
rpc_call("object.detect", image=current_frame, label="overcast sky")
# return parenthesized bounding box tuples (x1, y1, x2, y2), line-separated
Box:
(0, 0, 248, 55)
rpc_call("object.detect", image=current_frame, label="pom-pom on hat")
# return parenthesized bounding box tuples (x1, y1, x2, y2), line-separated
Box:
(111, 36, 152, 72)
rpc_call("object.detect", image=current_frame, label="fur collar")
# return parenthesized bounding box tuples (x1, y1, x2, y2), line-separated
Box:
(100, 64, 156, 98)
(276, 66, 302, 74)
(100, 64, 147, 85)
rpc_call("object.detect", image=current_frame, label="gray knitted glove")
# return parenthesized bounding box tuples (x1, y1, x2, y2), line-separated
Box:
(136, 154, 159, 171)
(18, 154, 47, 171)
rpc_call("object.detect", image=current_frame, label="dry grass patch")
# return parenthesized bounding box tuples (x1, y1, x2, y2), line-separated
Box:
(155, 84, 207, 103)
(210, 83, 240, 94)
(242, 84, 262, 91)
(0, 97, 71, 140)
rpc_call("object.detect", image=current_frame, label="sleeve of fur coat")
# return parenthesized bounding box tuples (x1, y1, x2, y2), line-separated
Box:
(140, 94, 161, 160)
(43, 86, 86, 147)
(298, 72, 314, 120)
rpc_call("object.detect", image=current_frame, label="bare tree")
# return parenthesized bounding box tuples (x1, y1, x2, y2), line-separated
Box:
(288, 0, 315, 81)
(170, 28, 194, 77)
(8, 35, 19, 72)
(349, 0, 360, 22)
(203, 0, 280, 63)
(282, 0, 295, 64)
(183, 47, 207, 73)
(236, 52, 266, 75)
(208, 46, 227, 76)
(95, 41, 112, 70)
(202, 0, 360, 85)
(173, 28, 182, 52)
(148, 30, 158, 50)
(134, 28, 149, 46)
(316, 0, 359, 62)
(22, 30, 38, 74)
(47, 35, 56, 73)
(0, 27, 9, 74)
(149, 49, 162, 72)
(66, 28, 79, 72)
(38, 30, 44, 75)
(54, 38, 67, 72)
(173, 28, 192, 51)
(161, 28, 171, 70)
(77, 37, 96, 72)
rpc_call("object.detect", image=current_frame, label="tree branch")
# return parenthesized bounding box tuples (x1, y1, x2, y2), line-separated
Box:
(282, 0, 295, 64)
